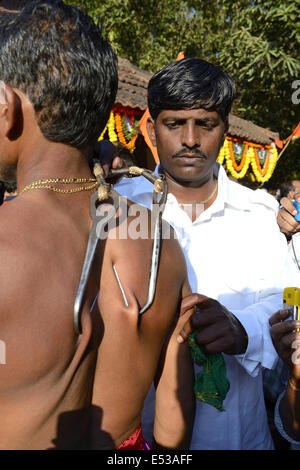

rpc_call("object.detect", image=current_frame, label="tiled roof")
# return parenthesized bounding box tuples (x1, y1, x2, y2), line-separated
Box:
(228, 114, 279, 146)
(115, 57, 151, 113)
(116, 56, 279, 145)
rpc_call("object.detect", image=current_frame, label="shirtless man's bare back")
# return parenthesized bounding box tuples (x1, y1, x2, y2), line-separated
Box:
(0, 1, 194, 449)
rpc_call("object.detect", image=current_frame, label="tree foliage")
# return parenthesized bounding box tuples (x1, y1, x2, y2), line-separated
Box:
(65, 0, 300, 185)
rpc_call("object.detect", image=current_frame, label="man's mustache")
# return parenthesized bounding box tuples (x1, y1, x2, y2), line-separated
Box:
(172, 148, 208, 159)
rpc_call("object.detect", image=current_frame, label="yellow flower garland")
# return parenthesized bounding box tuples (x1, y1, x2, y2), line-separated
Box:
(98, 122, 107, 141)
(217, 144, 225, 165)
(107, 111, 118, 143)
(218, 139, 250, 179)
(217, 138, 278, 183)
(98, 110, 139, 152)
(114, 112, 139, 153)
(250, 145, 278, 183)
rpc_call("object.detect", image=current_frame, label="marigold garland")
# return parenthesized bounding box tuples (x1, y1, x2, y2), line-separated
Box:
(107, 111, 118, 143)
(217, 137, 278, 183)
(115, 111, 139, 152)
(98, 123, 107, 141)
(98, 110, 139, 152)
(250, 145, 278, 183)
(218, 139, 250, 179)
(114, 112, 127, 146)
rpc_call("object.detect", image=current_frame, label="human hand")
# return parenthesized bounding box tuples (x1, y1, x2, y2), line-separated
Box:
(93, 140, 128, 177)
(178, 293, 248, 355)
(277, 191, 300, 239)
(269, 309, 300, 380)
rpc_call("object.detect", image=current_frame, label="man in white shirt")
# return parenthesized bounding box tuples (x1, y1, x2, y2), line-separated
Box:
(114, 57, 300, 449)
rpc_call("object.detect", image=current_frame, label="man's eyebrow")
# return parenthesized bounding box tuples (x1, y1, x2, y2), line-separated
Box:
(162, 116, 219, 123)
(162, 116, 185, 121)
(195, 117, 219, 123)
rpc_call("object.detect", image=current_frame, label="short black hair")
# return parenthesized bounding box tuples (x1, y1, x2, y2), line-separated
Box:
(0, 0, 118, 149)
(148, 57, 236, 122)
(279, 181, 295, 199)
(0, 10, 18, 31)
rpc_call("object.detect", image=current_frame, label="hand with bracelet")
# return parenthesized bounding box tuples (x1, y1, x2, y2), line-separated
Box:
(269, 309, 300, 443)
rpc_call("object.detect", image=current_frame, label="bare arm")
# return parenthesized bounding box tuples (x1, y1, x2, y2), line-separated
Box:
(153, 278, 195, 450)
(91, 214, 195, 449)
(270, 310, 300, 441)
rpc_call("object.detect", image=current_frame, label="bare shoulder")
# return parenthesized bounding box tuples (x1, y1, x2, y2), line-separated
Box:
(103, 200, 187, 313)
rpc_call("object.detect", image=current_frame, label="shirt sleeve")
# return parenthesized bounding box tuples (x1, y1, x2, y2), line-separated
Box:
(232, 290, 282, 376)
(232, 245, 300, 377)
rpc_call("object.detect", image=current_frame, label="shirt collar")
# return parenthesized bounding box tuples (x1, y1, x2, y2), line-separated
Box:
(154, 162, 252, 214)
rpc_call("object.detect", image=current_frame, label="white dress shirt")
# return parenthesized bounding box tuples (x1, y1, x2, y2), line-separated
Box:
(115, 163, 300, 450)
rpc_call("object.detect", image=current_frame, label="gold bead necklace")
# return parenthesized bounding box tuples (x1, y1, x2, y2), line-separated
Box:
(20, 177, 98, 195)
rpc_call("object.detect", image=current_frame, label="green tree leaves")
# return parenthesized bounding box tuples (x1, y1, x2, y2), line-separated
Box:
(66, 0, 300, 184)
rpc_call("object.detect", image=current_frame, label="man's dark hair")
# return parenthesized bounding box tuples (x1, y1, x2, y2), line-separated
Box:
(148, 57, 236, 122)
(0, 180, 17, 205)
(278, 181, 295, 200)
(0, 10, 18, 31)
(0, 0, 118, 149)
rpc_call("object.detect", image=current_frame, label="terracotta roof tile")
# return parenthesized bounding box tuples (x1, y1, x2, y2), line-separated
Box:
(115, 57, 150, 111)
(228, 114, 279, 145)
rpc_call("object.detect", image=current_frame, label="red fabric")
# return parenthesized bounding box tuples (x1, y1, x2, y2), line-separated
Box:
(117, 424, 146, 450)
(275, 121, 300, 148)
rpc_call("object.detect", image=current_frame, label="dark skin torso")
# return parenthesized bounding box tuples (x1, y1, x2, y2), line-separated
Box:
(0, 190, 193, 449)
(0, 190, 98, 449)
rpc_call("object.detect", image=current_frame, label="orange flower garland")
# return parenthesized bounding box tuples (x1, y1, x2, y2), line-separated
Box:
(253, 148, 271, 176)
(219, 138, 250, 179)
(228, 141, 249, 172)
(250, 145, 278, 183)
(114, 111, 139, 152)
(115, 112, 127, 146)
(217, 137, 278, 182)
(98, 108, 141, 152)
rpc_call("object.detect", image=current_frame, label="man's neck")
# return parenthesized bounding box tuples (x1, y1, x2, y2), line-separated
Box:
(158, 167, 218, 222)
(16, 143, 93, 193)
(161, 171, 217, 205)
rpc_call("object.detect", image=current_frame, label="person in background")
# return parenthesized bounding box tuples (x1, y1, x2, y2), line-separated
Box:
(115, 57, 300, 450)
(277, 182, 300, 271)
(269, 309, 300, 449)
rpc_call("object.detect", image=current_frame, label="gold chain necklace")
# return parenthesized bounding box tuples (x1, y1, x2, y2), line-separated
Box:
(20, 177, 98, 195)
(178, 181, 218, 206)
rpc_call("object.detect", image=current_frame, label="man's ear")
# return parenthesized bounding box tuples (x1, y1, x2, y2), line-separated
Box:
(0, 83, 22, 140)
(146, 117, 157, 147)
(220, 117, 229, 147)
(223, 117, 229, 136)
